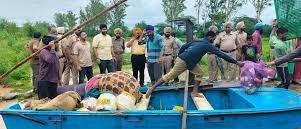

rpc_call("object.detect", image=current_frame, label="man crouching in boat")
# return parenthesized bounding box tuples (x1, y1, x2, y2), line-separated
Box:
(146, 31, 243, 98)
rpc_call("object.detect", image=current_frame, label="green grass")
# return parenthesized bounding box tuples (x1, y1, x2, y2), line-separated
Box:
(0, 30, 32, 92)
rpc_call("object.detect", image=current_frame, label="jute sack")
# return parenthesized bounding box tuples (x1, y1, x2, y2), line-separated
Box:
(36, 91, 81, 111)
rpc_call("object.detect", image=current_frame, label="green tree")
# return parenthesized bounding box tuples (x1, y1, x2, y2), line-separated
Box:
(54, 13, 66, 27)
(208, 0, 246, 27)
(134, 21, 147, 30)
(155, 22, 170, 35)
(249, 0, 273, 21)
(108, 0, 130, 37)
(65, 11, 78, 30)
(54, 11, 78, 30)
(79, 0, 108, 36)
(162, 0, 187, 26)
(108, 0, 128, 28)
(233, 16, 257, 35)
(194, 0, 206, 25)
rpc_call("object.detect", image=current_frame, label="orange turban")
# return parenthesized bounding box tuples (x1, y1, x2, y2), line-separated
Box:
(133, 27, 142, 35)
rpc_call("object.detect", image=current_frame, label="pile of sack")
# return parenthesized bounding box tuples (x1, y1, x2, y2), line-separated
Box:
(23, 71, 143, 111)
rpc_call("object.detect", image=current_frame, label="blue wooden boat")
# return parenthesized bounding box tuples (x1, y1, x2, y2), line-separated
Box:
(1, 86, 301, 129)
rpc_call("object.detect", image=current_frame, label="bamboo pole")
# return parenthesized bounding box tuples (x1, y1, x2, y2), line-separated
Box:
(181, 70, 189, 129)
(0, 0, 127, 81)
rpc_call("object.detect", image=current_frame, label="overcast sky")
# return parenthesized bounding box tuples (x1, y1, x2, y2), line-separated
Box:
(0, 0, 276, 28)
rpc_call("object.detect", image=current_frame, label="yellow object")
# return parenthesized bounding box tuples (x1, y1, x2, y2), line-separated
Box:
(96, 93, 117, 110)
(173, 106, 184, 111)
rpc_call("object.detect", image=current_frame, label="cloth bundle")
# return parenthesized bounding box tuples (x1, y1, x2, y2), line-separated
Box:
(240, 61, 268, 94)
(85, 71, 142, 103)
(35, 91, 81, 111)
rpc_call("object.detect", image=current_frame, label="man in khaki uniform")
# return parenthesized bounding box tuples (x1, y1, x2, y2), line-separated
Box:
(112, 28, 125, 71)
(207, 25, 223, 82)
(56, 27, 68, 85)
(235, 21, 247, 60)
(215, 23, 239, 81)
(162, 27, 177, 77)
(62, 28, 82, 85)
(25, 32, 42, 92)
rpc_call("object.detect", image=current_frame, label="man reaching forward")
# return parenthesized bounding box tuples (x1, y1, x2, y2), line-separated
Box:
(146, 31, 243, 98)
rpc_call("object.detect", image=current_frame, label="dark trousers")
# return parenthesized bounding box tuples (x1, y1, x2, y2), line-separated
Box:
(38, 81, 57, 99)
(147, 62, 162, 84)
(276, 67, 290, 89)
(98, 60, 115, 74)
(131, 55, 146, 86)
(79, 66, 94, 84)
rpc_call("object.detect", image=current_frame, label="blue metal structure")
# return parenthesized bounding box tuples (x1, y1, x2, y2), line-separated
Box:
(1, 86, 301, 129)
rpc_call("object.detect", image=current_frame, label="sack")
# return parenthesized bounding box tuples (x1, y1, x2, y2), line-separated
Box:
(116, 92, 136, 110)
(36, 91, 81, 111)
(81, 97, 97, 111)
(240, 61, 268, 94)
(96, 93, 117, 111)
(24, 98, 51, 110)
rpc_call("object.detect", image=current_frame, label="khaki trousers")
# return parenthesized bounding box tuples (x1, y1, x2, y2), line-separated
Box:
(207, 54, 218, 81)
(62, 63, 78, 85)
(163, 58, 203, 82)
(221, 51, 237, 81)
(162, 55, 173, 74)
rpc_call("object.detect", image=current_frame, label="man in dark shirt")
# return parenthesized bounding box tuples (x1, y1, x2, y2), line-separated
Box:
(241, 35, 258, 62)
(146, 31, 243, 98)
(38, 36, 60, 99)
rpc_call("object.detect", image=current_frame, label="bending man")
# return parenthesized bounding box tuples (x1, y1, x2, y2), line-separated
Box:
(146, 31, 243, 98)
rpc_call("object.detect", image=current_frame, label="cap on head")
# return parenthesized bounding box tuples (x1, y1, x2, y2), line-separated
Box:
(145, 25, 154, 31)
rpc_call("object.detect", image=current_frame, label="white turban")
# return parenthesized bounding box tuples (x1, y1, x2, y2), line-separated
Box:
(236, 21, 245, 30)
(57, 27, 65, 34)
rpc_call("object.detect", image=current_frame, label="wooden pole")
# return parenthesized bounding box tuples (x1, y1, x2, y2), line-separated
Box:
(181, 70, 189, 129)
(0, 0, 127, 81)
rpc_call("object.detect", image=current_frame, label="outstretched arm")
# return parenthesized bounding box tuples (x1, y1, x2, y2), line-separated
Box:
(273, 46, 301, 66)
(208, 44, 237, 64)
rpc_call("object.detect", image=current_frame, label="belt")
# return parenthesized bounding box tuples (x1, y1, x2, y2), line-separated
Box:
(132, 54, 145, 56)
(164, 54, 172, 56)
(221, 49, 236, 53)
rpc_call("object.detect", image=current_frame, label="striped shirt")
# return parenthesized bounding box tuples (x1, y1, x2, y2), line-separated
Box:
(146, 34, 163, 63)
